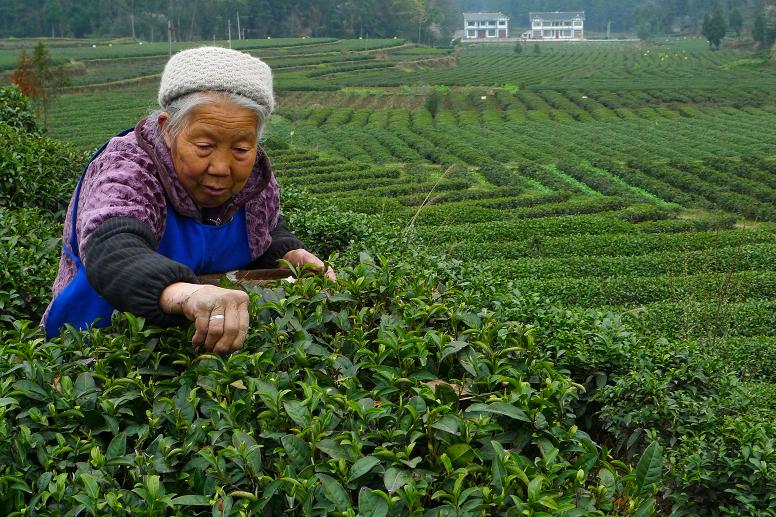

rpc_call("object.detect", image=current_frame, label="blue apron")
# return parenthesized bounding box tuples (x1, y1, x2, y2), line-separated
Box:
(45, 130, 253, 339)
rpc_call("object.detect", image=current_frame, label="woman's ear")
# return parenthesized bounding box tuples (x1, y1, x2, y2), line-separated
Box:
(157, 112, 171, 146)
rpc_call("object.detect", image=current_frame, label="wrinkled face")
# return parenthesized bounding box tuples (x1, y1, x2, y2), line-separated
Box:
(160, 101, 259, 208)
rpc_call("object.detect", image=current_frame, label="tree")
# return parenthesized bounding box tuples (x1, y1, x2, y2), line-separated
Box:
(11, 42, 67, 129)
(42, 0, 64, 37)
(753, 11, 766, 46)
(634, 1, 663, 40)
(728, 7, 742, 37)
(514, 41, 524, 54)
(702, 4, 726, 49)
(765, 5, 776, 48)
(11, 53, 39, 101)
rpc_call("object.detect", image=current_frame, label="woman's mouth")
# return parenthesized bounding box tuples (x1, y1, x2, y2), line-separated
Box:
(202, 186, 228, 197)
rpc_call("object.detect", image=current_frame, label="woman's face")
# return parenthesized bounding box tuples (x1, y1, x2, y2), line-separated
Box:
(160, 100, 259, 208)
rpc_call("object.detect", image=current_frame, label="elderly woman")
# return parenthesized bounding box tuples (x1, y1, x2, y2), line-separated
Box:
(43, 47, 332, 353)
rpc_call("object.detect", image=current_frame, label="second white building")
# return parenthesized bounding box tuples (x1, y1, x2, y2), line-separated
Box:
(528, 11, 585, 40)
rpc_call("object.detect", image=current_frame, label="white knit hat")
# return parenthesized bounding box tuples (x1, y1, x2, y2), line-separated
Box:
(158, 46, 274, 112)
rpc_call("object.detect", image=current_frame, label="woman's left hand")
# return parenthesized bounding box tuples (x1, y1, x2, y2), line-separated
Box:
(282, 249, 336, 282)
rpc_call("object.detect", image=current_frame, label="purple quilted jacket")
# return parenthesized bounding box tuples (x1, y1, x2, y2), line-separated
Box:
(43, 117, 281, 324)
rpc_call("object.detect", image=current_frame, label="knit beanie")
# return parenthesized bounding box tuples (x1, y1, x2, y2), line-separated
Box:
(158, 47, 274, 112)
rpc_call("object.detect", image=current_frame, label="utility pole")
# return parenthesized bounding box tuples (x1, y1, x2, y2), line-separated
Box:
(168, 19, 173, 56)
(236, 10, 241, 40)
(228, 18, 232, 48)
(130, 13, 136, 39)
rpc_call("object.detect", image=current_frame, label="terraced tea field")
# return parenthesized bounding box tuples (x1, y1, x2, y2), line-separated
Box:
(37, 36, 776, 340)
(6, 36, 776, 513)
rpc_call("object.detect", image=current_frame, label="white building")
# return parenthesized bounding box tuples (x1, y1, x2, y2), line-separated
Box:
(528, 11, 585, 40)
(463, 12, 510, 40)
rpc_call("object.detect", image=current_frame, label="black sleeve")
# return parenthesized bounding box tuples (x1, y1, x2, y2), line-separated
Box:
(82, 217, 199, 327)
(249, 214, 308, 268)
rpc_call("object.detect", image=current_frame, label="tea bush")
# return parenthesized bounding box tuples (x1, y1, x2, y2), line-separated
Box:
(0, 208, 62, 326)
(281, 186, 383, 260)
(498, 300, 776, 514)
(0, 118, 86, 214)
(712, 337, 776, 381)
(0, 85, 39, 133)
(594, 340, 776, 514)
(0, 249, 657, 515)
(481, 242, 776, 280)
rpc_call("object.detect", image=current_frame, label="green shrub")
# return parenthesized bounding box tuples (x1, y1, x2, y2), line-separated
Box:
(281, 186, 382, 260)
(0, 251, 653, 515)
(0, 121, 86, 214)
(0, 208, 62, 325)
(594, 339, 776, 514)
(0, 84, 39, 134)
(503, 301, 776, 515)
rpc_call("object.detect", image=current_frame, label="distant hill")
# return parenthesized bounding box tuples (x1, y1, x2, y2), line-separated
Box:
(0, 0, 762, 42)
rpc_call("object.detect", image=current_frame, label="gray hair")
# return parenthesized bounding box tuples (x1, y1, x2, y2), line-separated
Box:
(152, 91, 270, 144)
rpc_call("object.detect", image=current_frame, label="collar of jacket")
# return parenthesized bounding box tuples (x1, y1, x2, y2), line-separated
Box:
(133, 116, 274, 224)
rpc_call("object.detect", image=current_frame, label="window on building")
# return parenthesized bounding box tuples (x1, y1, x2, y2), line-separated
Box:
(467, 29, 475, 37)
(467, 21, 475, 27)
(488, 29, 496, 36)
(574, 19, 582, 26)
(498, 20, 506, 26)
(564, 21, 571, 26)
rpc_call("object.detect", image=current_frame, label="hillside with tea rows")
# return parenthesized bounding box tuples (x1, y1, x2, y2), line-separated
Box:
(262, 38, 776, 341)
(1, 36, 776, 514)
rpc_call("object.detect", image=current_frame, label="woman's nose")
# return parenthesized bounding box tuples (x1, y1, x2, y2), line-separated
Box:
(208, 154, 231, 176)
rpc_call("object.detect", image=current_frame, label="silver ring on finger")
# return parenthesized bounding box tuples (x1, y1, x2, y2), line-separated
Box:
(209, 314, 225, 321)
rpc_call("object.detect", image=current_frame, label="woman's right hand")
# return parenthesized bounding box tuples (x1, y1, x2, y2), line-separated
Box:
(160, 282, 249, 354)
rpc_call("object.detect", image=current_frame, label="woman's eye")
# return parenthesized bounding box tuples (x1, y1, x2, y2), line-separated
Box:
(195, 144, 212, 151)
(233, 147, 250, 153)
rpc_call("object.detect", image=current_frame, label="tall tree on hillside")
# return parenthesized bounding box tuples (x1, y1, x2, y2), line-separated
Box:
(702, 3, 726, 49)
(11, 43, 67, 129)
(765, 5, 776, 47)
(728, 6, 743, 36)
(431, 0, 459, 43)
(11, 53, 39, 102)
(42, 0, 64, 37)
(634, 1, 663, 39)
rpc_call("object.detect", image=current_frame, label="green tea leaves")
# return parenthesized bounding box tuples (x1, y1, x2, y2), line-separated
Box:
(79, 473, 99, 500)
(171, 494, 211, 506)
(358, 488, 389, 517)
(106, 432, 127, 460)
(317, 474, 351, 511)
(282, 434, 311, 467)
(383, 468, 412, 493)
(349, 455, 381, 482)
(283, 400, 310, 428)
(466, 402, 530, 422)
(634, 441, 663, 497)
